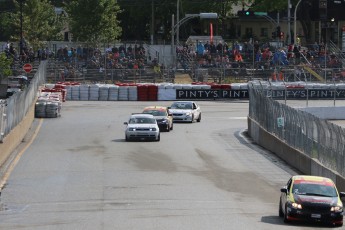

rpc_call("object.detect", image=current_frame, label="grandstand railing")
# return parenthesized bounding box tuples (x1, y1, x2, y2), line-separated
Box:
(46, 66, 175, 84)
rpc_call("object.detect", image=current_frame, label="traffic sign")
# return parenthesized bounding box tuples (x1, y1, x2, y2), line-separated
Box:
(23, 63, 32, 73)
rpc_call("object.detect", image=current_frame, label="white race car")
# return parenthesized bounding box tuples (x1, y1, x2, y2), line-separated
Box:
(168, 101, 201, 123)
(124, 114, 160, 141)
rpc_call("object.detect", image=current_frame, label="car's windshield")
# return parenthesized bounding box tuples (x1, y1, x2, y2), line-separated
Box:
(129, 117, 156, 124)
(143, 110, 166, 116)
(171, 102, 192, 110)
(292, 183, 337, 197)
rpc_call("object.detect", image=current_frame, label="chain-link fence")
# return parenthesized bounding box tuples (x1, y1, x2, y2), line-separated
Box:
(0, 100, 5, 141)
(0, 61, 46, 142)
(248, 83, 345, 177)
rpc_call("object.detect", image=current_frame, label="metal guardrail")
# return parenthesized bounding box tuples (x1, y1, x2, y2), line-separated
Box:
(248, 83, 345, 177)
(0, 61, 46, 142)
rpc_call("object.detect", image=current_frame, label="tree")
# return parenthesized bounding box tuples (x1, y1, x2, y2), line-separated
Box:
(9, 0, 65, 49)
(64, 0, 122, 44)
(0, 53, 13, 80)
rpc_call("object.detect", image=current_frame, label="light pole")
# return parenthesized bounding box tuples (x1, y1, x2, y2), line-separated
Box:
(287, 0, 291, 45)
(19, 0, 24, 56)
(176, 0, 180, 46)
(294, 0, 302, 45)
(151, 0, 154, 45)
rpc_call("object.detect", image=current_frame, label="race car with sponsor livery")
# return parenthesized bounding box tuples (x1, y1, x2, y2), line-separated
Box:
(279, 175, 345, 227)
(142, 106, 173, 132)
(168, 101, 201, 123)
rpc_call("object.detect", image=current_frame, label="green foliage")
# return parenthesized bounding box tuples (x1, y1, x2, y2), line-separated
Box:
(0, 12, 14, 41)
(64, 0, 122, 44)
(0, 53, 13, 78)
(9, 0, 65, 50)
(251, 0, 300, 12)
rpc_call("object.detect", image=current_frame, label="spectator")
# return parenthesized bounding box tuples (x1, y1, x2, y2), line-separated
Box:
(196, 41, 205, 57)
(204, 41, 210, 52)
(209, 41, 217, 56)
(216, 41, 223, 54)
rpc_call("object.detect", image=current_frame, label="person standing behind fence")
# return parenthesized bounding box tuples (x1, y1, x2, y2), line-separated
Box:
(209, 41, 217, 56)
(196, 41, 205, 57)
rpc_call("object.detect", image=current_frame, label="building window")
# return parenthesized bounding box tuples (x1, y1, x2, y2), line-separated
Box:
(245, 27, 253, 37)
(260, 28, 268, 37)
(236, 25, 241, 38)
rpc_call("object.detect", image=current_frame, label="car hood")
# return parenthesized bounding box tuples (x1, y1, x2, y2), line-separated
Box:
(127, 124, 157, 129)
(293, 194, 338, 206)
(169, 109, 192, 113)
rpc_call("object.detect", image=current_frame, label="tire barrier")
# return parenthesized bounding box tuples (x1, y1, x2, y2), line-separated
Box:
(41, 81, 345, 101)
(35, 91, 62, 118)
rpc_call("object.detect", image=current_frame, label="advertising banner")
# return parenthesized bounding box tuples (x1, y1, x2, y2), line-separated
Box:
(176, 89, 345, 100)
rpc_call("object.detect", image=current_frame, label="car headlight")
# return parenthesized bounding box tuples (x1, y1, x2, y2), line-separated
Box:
(150, 128, 157, 131)
(291, 202, 302, 209)
(128, 128, 135, 131)
(161, 119, 168, 123)
(185, 112, 191, 116)
(331, 206, 343, 212)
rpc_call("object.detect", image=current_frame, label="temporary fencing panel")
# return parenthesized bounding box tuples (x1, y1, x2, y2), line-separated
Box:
(1, 61, 46, 140)
(89, 85, 100, 101)
(147, 85, 158, 101)
(71, 85, 80, 100)
(118, 84, 129, 101)
(128, 85, 138, 101)
(99, 84, 110, 101)
(108, 85, 119, 101)
(79, 85, 90, 101)
(137, 85, 149, 101)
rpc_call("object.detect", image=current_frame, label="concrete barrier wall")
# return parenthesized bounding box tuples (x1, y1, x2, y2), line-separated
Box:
(0, 101, 35, 167)
(299, 106, 345, 119)
(248, 116, 345, 191)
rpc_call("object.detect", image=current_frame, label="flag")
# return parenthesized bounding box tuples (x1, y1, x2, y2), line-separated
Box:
(210, 23, 213, 43)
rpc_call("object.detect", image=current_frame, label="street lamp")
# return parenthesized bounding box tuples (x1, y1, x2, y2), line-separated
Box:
(294, 0, 302, 45)
(287, 0, 291, 45)
(171, 13, 218, 67)
(19, 0, 25, 56)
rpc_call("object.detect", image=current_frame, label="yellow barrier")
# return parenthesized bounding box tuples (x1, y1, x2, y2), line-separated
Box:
(303, 65, 324, 81)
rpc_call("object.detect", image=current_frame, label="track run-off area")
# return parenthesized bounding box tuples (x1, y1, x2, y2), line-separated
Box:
(0, 100, 343, 230)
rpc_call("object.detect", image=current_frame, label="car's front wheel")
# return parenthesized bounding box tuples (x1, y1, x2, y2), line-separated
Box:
(156, 134, 160, 142)
(283, 206, 289, 223)
(197, 113, 201, 122)
(279, 198, 284, 217)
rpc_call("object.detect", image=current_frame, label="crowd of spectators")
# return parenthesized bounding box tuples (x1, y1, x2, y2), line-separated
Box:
(176, 39, 343, 72)
(2, 39, 343, 81)
(2, 41, 53, 65)
(56, 43, 147, 70)
(55, 43, 154, 80)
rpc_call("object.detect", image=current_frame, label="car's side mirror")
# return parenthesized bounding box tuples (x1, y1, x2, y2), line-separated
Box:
(124, 122, 128, 125)
(280, 187, 288, 193)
